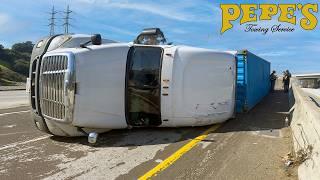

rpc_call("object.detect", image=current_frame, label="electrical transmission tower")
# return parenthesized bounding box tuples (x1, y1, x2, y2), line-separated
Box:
(63, 5, 72, 34)
(48, 6, 58, 36)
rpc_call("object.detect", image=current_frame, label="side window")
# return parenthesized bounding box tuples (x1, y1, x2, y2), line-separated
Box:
(126, 46, 163, 126)
(128, 47, 162, 88)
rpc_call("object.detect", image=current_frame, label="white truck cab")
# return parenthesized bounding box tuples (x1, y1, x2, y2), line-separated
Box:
(29, 31, 236, 137)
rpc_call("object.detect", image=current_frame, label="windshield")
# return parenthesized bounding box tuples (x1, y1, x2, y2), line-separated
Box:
(47, 35, 71, 51)
(61, 37, 92, 48)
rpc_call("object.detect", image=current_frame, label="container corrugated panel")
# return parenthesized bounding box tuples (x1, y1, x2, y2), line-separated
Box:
(236, 50, 270, 112)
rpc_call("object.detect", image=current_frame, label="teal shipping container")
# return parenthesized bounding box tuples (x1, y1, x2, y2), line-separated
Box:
(236, 50, 271, 112)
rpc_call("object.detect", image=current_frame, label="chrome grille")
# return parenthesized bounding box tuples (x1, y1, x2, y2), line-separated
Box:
(39, 55, 68, 121)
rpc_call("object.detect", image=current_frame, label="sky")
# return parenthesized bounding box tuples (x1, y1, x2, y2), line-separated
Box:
(0, 0, 319, 74)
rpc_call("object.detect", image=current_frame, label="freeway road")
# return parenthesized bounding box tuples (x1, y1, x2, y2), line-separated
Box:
(0, 90, 296, 180)
(0, 90, 28, 109)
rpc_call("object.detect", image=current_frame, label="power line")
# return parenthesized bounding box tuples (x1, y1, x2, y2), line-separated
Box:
(48, 6, 58, 36)
(63, 5, 72, 34)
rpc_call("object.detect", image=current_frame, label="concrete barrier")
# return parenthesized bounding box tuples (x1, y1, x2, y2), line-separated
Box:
(290, 79, 320, 180)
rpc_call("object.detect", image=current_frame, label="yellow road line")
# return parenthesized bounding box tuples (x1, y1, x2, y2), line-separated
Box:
(138, 124, 221, 180)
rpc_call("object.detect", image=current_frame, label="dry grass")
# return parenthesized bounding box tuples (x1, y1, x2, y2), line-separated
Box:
(0, 64, 26, 85)
(282, 145, 313, 177)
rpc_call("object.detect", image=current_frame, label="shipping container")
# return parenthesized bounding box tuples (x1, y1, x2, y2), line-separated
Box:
(235, 50, 271, 112)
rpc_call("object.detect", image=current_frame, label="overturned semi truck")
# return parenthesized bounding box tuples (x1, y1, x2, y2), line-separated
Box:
(28, 29, 269, 138)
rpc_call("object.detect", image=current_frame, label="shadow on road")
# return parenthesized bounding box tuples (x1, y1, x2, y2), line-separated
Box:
(50, 126, 210, 148)
(50, 90, 289, 147)
(216, 90, 289, 134)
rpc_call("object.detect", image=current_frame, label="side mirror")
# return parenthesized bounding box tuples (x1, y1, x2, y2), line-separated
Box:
(91, 34, 102, 45)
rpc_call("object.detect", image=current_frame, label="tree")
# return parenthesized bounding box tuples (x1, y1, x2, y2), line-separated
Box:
(13, 59, 29, 76)
(0, 66, 2, 78)
(11, 41, 34, 53)
(0, 44, 4, 55)
(0, 41, 33, 82)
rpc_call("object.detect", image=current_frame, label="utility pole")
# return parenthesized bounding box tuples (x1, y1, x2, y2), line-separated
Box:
(48, 6, 57, 36)
(63, 5, 72, 34)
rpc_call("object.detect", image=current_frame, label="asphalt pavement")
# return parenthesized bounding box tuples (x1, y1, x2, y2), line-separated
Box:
(0, 90, 296, 180)
(0, 90, 28, 109)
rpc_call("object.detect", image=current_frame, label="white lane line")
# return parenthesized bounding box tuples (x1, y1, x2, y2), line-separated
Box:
(0, 131, 31, 136)
(0, 135, 51, 151)
(0, 110, 30, 117)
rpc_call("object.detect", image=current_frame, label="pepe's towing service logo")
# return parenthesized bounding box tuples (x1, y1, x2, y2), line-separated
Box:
(220, 4, 318, 34)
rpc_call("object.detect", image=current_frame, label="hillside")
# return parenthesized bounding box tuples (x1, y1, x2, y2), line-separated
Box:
(0, 42, 33, 86)
(0, 64, 26, 85)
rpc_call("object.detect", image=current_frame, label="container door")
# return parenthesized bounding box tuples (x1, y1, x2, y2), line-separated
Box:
(236, 54, 247, 112)
(125, 46, 163, 126)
